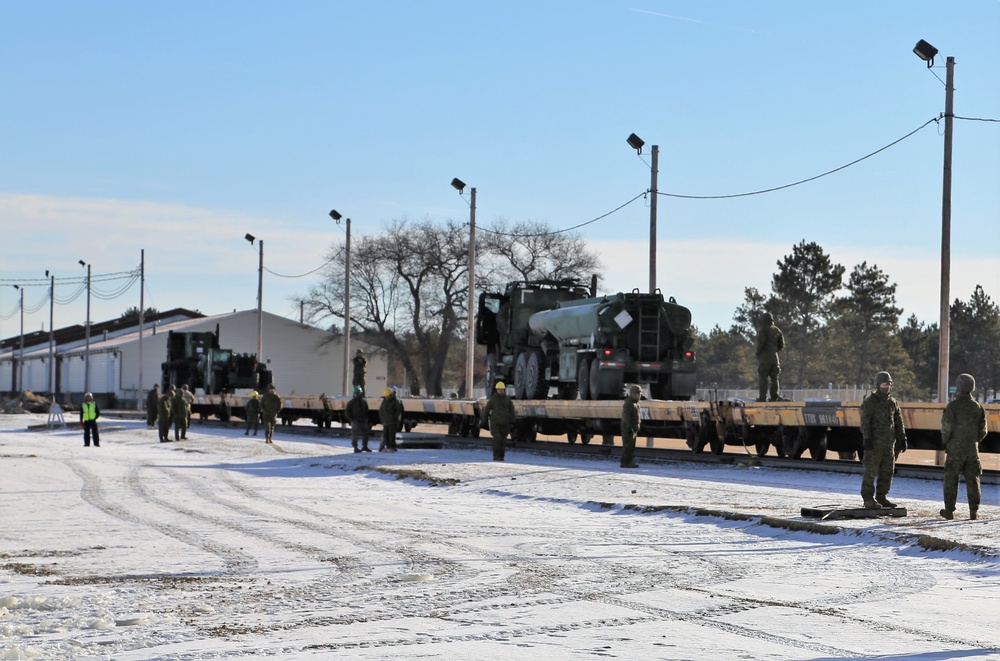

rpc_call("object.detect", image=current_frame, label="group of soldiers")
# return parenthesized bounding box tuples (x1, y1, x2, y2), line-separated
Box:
(145, 383, 195, 442)
(755, 312, 987, 519)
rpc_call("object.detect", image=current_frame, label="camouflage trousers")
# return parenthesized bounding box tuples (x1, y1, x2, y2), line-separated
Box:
(490, 424, 510, 459)
(861, 444, 895, 502)
(943, 453, 982, 512)
(757, 361, 780, 401)
(620, 426, 637, 466)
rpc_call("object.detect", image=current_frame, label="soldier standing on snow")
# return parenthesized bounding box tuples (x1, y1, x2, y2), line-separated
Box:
(481, 381, 516, 461)
(378, 387, 404, 452)
(860, 371, 907, 510)
(346, 386, 371, 452)
(244, 391, 261, 436)
(260, 383, 282, 444)
(940, 373, 988, 520)
(158, 387, 174, 442)
(172, 385, 190, 441)
(146, 384, 159, 429)
(620, 384, 642, 469)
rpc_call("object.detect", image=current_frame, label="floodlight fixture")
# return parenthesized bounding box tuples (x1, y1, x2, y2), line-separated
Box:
(245, 233, 256, 244)
(78, 259, 86, 267)
(627, 133, 645, 154)
(451, 178, 466, 193)
(913, 39, 938, 67)
(329, 209, 342, 221)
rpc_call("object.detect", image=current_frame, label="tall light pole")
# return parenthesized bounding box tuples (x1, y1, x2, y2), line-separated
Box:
(451, 178, 476, 399)
(244, 234, 264, 363)
(12, 285, 24, 392)
(329, 210, 351, 395)
(137, 249, 145, 410)
(46, 270, 54, 395)
(627, 133, 658, 293)
(78, 260, 91, 393)
(913, 39, 954, 404)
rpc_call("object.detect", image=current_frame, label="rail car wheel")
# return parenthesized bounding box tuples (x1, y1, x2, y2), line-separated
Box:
(755, 438, 771, 456)
(525, 351, 547, 400)
(577, 359, 591, 400)
(567, 431, 578, 444)
(514, 420, 537, 443)
(580, 432, 592, 445)
(782, 426, 804, 458)
(458, 416, 471, 437)
(512, 353, 529, 400)
(806, 427, 828, 461)
(708, 434, 725, 455)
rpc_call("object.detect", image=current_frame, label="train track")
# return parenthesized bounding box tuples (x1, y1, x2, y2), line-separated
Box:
(170, 413, 1000, 487)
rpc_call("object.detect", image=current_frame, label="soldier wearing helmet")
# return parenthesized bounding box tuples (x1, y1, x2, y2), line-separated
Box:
(260, 383, 282, 444)
(378, 386, 403, 452)
(352, 348, 367, 394)
(346, 385, 372, 452)
(940, 373, 988, 520)
(755, 312, 784, 402)
(619, 384, 643, 468)
(859, 370, 907, 509)
(481, 381, 516, 461)
(244, 390, 261, 436)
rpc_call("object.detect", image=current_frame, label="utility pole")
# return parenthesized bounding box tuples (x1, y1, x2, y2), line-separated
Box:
(138, 249, 145, 410)
(79, 261, 92, 393)
(937, 56, 955, 405)
(649, 145, 659, 294)
(47, 271, 54, 395)
(467, 187, 476, 399)
(343, 218, 351, 396)
(257, 240, 264, 363)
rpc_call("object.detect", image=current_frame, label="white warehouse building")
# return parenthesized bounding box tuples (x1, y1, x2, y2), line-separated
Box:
(1, 309, 386, 407)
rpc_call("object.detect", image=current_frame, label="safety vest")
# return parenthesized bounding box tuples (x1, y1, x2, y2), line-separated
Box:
(82, 402, 98, 422)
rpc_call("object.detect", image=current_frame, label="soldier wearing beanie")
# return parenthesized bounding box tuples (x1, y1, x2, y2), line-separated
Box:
(859, 371, 907, 509)
(940, 373, 988, 520)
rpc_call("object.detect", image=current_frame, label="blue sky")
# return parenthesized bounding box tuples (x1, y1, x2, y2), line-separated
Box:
(2, 1, 998, 347)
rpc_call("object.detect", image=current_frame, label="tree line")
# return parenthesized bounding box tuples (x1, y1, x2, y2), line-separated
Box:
(696, 240, 1000, 401)
(298, 222, 998, 401)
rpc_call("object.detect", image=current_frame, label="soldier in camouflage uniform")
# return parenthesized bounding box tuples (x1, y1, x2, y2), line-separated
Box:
(481, 381, 516, 461)
(260, 383, 282, 444)
(620, 384, 642, 468)
(346, 386, 372, 452)
(158, 386, 174, 442)
(172, 385, 190, 441)
(860, 371, 907, 509)
(378, 386, 404, 452)
(755, 312, 784, 402)
(146, 384, 159, 429)
(352, 349, 367, 394)
(244, 391, 261, 436)
(940, 373, 988, 520)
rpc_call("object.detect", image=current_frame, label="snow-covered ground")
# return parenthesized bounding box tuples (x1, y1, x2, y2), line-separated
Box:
(1, 413, 998, 660)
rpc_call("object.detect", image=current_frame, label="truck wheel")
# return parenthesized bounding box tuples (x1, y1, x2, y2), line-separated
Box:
(525, 351, 547, 400)
(589, 357, 602, 399)
(513, 353, 529, 400)
(577, 359, 591, 400)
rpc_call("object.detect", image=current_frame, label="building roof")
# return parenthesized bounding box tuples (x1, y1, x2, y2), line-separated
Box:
(0, 308, 203, 353)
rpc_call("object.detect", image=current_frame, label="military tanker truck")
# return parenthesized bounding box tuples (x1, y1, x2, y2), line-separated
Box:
(476, 280, 696, 400)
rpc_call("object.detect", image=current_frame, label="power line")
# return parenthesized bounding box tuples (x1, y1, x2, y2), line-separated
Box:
(660, 116, 939, 200)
